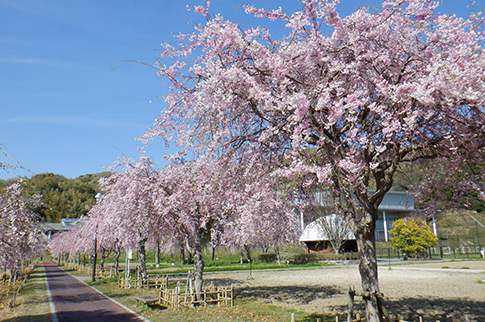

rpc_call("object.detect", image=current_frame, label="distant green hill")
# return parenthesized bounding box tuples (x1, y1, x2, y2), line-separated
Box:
(1, 172, 110, 222)
(436, 210, 485, 248)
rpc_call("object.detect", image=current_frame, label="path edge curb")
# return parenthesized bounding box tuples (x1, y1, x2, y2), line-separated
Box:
(69, 273, 151, 322)
(45, 262, 151, 322)
(43, 263, 59, 322)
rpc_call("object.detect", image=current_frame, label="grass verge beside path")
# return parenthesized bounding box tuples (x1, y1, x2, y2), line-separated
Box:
(0, 264, 52, 322)
(148, 262, 334, 275)
(87, 277, 335, 322)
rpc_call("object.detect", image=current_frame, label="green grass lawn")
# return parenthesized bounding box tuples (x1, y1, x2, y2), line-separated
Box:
(0, 264, 52, 322)
(2, 260, 338, 322)
(87, 277, 336, 322)
(146, 261, 333, 276)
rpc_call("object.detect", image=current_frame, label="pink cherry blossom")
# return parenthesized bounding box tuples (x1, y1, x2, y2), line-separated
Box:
(0, 181, 47, 271)
(145, 1, 484, 319)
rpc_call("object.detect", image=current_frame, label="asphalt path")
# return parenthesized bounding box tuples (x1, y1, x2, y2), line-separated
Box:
(43, 262, 145, 322)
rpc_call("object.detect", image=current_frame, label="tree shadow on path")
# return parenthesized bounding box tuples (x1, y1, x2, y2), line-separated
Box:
(386, 297, 485, 322)
(231, 283, 484, 322)
(236, 285, 340, 305)
(325, 297, 485, 322)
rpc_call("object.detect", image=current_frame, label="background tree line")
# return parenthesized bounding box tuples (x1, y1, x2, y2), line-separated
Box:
(1, 158, 483, 225)
(0, 172, 110, 222)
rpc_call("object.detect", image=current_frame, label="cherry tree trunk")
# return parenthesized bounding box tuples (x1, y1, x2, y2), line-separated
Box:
(8, 269, 14, 285)
(355, 226, 381, 322)
(275, 245, 281, 265)
(244, 245, 252, 263)
(100, 248, 106, 273)
(180, 246, 185, 266)
(155, 239, 161, 267)
(137, 238, 148, 283)
(113, 246, 121, 275)
(193, 228, 205, 302)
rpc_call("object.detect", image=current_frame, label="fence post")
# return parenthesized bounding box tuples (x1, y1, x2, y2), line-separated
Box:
(176, 281, 180, 308)
(9, 292, 16, 308)
(387, 248, 391, 268)
(376, 293, 392, 322)
(347, 286, 355, 322)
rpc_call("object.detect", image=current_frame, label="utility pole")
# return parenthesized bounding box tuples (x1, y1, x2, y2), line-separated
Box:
(476, 221, 481, 250)
(91, 236, 97, 282)
(92, 193, 102, 282)
(432, 213, 443, 258)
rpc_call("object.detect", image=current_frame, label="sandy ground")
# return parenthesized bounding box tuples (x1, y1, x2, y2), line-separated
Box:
(203, 260, 485, 321)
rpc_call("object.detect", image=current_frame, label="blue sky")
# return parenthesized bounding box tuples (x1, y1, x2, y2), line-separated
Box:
(0, 0, 478, 179)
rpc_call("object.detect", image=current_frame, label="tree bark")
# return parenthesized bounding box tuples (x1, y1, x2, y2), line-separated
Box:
(335, 183, 390, 321)
(356, 224, 381, 322)
(180, 246, 185, 266)
(244, 245, 252, 263)
(193, 227, 205, 302)
(155, 239, 161, 267)
(137, 238, 148, 284)
(100, 248, 106, 273)
(113, 246, 121, 275)
(275, 245, 281, 265)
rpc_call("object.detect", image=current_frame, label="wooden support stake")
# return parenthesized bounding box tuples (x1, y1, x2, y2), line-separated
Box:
(176, 281, 180, 308)
(376, 293, 392, 322)
(347, 286, 355, 322)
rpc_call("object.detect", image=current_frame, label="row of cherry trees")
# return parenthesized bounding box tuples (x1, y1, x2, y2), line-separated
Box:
(142, 0, 484, 320)
(49, 0, 483, 319)
(49, 156, 298, 295)
(0, 181, 47, 274)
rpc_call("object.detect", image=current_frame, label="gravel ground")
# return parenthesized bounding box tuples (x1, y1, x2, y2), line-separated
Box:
(204, 260, 485, 321)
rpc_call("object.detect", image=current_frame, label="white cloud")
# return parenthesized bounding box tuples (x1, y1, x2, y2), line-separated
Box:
(0, 56, 87, 69)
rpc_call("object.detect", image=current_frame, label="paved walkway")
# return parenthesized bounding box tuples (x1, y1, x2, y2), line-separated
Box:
(43, 262, 145, 322)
